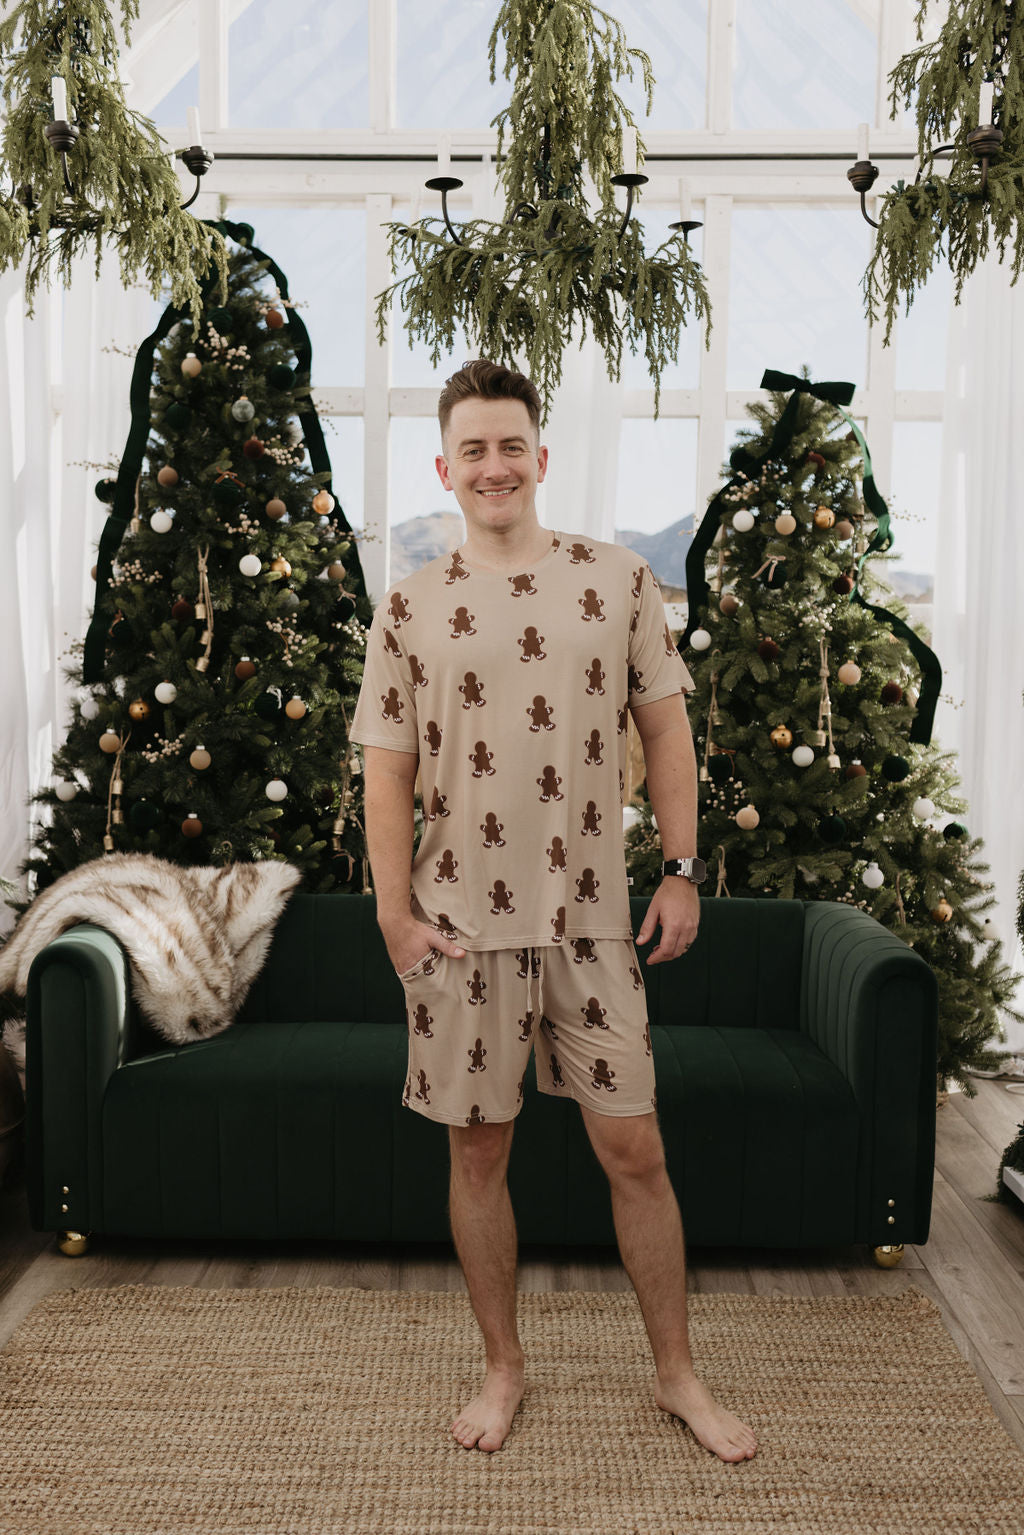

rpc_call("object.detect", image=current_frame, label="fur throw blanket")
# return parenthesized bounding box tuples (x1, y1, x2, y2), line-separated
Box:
(1, 854, 302, 1086)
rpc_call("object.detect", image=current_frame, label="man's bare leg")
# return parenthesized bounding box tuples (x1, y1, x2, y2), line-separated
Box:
(447, 1121, 526, 1452)
(581, 1106, 758, 1463)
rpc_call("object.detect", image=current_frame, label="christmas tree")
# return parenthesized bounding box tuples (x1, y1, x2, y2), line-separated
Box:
(9, 222, 373, 909)
(624, 369, 1023, 1095)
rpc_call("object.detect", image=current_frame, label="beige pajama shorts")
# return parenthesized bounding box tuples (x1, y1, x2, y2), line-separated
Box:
(397, 936, 656, 1126)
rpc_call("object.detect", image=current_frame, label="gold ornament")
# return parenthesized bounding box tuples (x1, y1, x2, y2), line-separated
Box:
(312, 489, 335, 515)
(270, 556, 292, 576)
(128, 699, 150, 721)
(770, 724, 793, 749)
(813, 506, 835, 529)
(189, 746, 212, 770)
(931, 897, 953, 924)
(285, 698, 307, 720)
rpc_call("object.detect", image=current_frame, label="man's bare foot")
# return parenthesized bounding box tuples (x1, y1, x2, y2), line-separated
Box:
(452, 1363, 525, 1452)
(655, 1370, 758, 1462)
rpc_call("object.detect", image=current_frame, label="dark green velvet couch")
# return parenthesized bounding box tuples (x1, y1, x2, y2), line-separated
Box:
(25, 894, 938, 1261)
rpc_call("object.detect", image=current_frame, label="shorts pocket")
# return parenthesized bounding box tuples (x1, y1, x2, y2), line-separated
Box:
(398, 949, 439, 983)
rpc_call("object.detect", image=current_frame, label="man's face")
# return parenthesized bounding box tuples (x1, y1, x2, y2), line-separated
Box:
(436, 397, 548, 532)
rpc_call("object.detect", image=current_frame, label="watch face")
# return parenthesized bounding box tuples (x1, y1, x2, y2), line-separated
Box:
(688, 858, 707, 881)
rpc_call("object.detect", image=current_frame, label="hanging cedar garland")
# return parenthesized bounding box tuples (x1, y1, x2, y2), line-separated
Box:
(375, 0, 711, 418)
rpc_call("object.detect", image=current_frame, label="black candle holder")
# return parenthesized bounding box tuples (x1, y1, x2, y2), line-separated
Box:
(179, 144, 215, 211)
(669, 218, 703, 244)
(610, 171, 648, 237)
(424, 175, 465, 245)
(43, 119, 79, 197)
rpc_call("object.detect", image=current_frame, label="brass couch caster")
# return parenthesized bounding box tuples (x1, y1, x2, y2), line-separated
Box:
(871, 1243, 905, 1268)
(57, 1230, 91, 1257)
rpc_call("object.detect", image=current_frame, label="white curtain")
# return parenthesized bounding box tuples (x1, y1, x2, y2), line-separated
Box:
(537, 333, 624, 541)
(0, 261, 154, 936)
(932, 252, 1024, 1052)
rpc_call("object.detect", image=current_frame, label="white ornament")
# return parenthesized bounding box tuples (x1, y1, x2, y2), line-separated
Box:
(55, 780, 79, 801)
(150, 510, 173, 534)
(239, 553, 262, 577)
(690, 628, 712, 651)
(861, 862, 885, 889)
(80, 696, 100, 721)
(266, 778, 288, 802)
(792, 745, 815, 768)
(154, 681, 177, 705)
(981, 919, 996, 940)
(231, 396, 256, 422)
(912, 797, 935, 820)
(732, 509, 756, 533)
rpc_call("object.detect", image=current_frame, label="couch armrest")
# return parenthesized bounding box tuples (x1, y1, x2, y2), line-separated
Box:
(25, 924, 131, 1233)
(800, 901, 939, 1244)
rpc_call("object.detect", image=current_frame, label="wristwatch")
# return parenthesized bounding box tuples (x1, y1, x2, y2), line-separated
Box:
(662, 857, 707, 884)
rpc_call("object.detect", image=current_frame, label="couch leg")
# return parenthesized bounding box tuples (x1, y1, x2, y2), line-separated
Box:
(871, 1243, 905, 1269)
(57, 1230, 91, 1257)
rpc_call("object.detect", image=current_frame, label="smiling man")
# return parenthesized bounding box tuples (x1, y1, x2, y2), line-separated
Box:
(349, 359, 757, 1464)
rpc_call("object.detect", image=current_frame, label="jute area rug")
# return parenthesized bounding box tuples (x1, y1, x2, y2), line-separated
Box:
(0, 1284, 1022, 1535)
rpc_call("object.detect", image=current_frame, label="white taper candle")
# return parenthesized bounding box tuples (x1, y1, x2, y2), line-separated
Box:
(188, 105, 202, 146)
(51, 76, 68, 122)
(623, 124, 637, 176)
(438, 134, 452, 177)
(857, 122, 869, 162)
(678, 177, 691, 221)
(979, 79, 995, 124)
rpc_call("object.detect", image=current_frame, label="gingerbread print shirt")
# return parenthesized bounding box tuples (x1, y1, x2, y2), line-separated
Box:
(349, 532, 695, 950)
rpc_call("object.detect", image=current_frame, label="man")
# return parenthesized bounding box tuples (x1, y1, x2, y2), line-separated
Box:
(349, 359, 757, 1463)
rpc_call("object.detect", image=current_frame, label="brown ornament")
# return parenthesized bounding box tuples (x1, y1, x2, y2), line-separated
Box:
(285, 697, 307, 720)
(234, 657, 257, 680)
(845, 761, 868, 779)
(265, 308, 285, 329)
(327, 561, 347, 581)
(265, 497, 287, 520)
(931, 897, 953, 924)
(881, 681, 904, 705)
(90, 564, 97, 581)
(99, 729, 122, 754)
(718, 591, 740, 616)
(171, 598, 195, 622)
(181, 812, 203, 838)
(835, 519, 854, 540)
(180, 353, 202, 378)
(243, 436, 265, 460)
(157, 465, 180, 487)
(774, 512, 797, 536)
(189, 746, 211, 770)
(832, 573, 855, 595)
(770, 724, 793, 749)
(813, 506, 835, 529)
(757, 637, 780, 661)
(128, 699, 151, 721)
(270, 556, 292, 576)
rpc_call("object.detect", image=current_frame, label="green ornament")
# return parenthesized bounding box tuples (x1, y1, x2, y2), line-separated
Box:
(881, 755, 910, 782)
(942, 821, 967, 841)
(208, 306, 234, 332)
(165, 401, 191, 430)
(213, 476, 244, 506)
(707, 754, 733, 785)
(279, 590, 301, 613)
(254, 691, 282, 720)
(268, 363, 295, 389)
(336, 594, 356, 622)
(818, 813, 846, 844)
(94, 477, 118, 503)
(129, 800, 162, 832)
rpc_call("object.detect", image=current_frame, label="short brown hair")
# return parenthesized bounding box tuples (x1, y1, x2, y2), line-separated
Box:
(438, 359, 542, 441)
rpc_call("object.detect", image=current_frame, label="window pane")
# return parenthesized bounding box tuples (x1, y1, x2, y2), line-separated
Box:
(887, 421, 940, 641)
(321, 416, 364, 531)
(229, 0, 368, 130)
(149, 64, 198, 128)
(396, 0, 507, 129)
(728, 207, 871, 391)
(614, 418, 697, 601)
(621, 212, 703, 390)
(143, 0, 197, 125)
(226, 205, 365, 385)
(734, 0, 875, 131)
(389, 418, 464, 580)
(893, 261, 951, 392)
(614, 0, 706, 132)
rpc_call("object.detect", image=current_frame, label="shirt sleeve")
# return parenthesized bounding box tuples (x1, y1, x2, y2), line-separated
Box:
(627, 560, 695, 709)
(348, 599, 420, 754)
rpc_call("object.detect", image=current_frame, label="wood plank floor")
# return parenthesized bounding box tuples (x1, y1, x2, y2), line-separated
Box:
(2, 1078, 1023, 1453)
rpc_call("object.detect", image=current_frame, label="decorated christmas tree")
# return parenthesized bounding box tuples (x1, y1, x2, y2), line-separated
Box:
(9, 222, 373, 909)
(625, 369, 1023, 1094)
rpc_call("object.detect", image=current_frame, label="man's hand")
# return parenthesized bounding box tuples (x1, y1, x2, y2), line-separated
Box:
(381, 915, 466, 976)
(635, 877, 701, 965)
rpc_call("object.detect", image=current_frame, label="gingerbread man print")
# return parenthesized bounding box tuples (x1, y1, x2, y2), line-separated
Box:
(518, 626, 546, 661)
(508, 572, 537, 597)
(412, 1003, 434, 1039)
(467, 970, 487, 1005)
(549, 1053, 565, 1088)
(527, 696, 555, 732)
(427, 786, 449, 821)
(384, 629, 402, 658)
(547, 836, 567, 872)
(449, 606, 477, 637)
(489, 879, 515, 914)
(585, 658, 605, 695)
(551, 906, 566, 942)
(380, 687, 404, 723)
(434, 850, 459, 882)
(445, 550, 470, 584)
(579, 588, 605, 621)
(459, 671, 486, 708)
(584, 729, 603, 765)
(518, 1010, 534, 1042)
(582, 997, 609, 1030)
(470, 741, 495, 777)
(571, 937, 597, 964)
(590, 1059, 617, 1092)
(537, 765, 563, 801)
(388, 592, 412, 626)
(468, 1038, 487, 1073)
(568, 541, 595, 564)
(628, 663, 646, 696)
(481, 812, 505, 847)
(581, 800, 602, 835)
(575, 868, 600, 903)
(424, 720, 442, 755)
(466, 1105, 486, 1124)
(415, 1069, 431, 1104)
(409, 654, 428, 690)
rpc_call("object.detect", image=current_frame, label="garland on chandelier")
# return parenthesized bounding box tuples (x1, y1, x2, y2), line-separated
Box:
(864, 0, 1024, 341)
(375, 0, 711, 418)
(0, 0, 226, 317)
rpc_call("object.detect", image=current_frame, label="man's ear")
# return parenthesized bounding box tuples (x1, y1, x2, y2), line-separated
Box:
(536, 444, 549, 484)
(435, 452, 453, 491)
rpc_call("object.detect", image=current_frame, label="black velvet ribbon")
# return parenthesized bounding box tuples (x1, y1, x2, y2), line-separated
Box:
(82, 219, 363, 684)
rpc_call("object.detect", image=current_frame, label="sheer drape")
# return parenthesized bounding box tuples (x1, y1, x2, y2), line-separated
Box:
(1, 263, 154, 936)
(932, 253, 1024, 1051)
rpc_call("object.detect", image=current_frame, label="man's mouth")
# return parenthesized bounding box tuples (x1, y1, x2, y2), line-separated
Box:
(478, 487, 516, 498)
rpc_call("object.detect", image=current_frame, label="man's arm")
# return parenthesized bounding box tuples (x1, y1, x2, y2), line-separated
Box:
(361, 745, 466, 970)
(629, 692, 701, 964)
